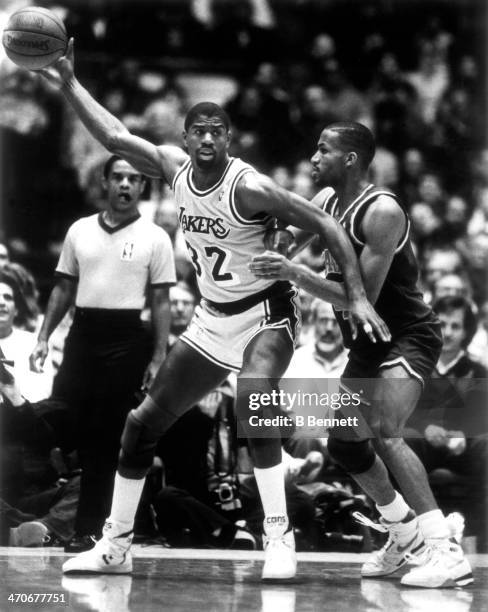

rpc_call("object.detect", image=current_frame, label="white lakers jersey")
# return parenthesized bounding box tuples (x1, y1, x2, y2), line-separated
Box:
(172, 157, 275, 303)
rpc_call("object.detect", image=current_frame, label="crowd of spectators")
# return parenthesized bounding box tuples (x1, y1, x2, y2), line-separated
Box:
(0, 0, 486, 551)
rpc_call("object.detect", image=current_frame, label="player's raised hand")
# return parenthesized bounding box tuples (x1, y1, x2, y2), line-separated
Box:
(39, 37, 75, 87)
(29, 339, 49, 373)
(348, 297, 391, 344)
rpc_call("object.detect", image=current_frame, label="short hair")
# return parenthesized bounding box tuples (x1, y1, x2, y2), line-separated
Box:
(326, 122, 376, 169)
(433, 295, 478, 348)
(184, 102, 230, 132)
(103, 155, 122, 178)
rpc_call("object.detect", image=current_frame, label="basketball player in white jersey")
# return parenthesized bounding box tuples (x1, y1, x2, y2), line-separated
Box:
(39, 40, 390, 580)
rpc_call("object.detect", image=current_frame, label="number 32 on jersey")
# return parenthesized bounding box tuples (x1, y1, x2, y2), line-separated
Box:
(185, 241, 240, 287)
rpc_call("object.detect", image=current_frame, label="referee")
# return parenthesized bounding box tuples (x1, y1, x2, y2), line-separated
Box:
(30, 155, 176, 550)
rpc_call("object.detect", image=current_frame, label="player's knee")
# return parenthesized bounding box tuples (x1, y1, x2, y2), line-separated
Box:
(327, 437, 375, 475)
(119, 410, 161, 474)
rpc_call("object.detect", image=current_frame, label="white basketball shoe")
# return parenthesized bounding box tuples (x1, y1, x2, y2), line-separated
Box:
(354, 510, 427, 578)
(62, 521, 133, 574)
(262, 515, 296, 580)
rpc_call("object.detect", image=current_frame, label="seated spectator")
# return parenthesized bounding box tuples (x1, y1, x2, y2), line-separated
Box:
(2, 262, 42, 333)
(407, 295, 487, 548)
(1, 326, 77, 547)
(285, 299, 348, 379)
(0, 268, 54, 402)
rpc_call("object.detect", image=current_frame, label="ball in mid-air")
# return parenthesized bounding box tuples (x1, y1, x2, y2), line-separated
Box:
(2, 6, 67, 71)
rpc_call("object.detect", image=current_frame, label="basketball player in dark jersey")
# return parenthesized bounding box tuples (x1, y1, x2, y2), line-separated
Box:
(251, 122, 473, 588)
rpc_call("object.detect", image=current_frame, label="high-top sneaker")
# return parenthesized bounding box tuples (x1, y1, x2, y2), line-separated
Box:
(262, 515, 296, 580)
(354, 510, 427, 578)
(400, 538, 473, 588)
(62, 521, 133, 574)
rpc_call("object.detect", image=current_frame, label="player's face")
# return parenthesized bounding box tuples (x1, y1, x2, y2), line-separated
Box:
(0, 283, 16, 333)
(310, 129, 346, 187)
(103, 160, 145, 213)
(184, 115, 230, 170)
(439, 308, 467, 355)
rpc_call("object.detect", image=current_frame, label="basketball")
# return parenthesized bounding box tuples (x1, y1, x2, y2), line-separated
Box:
(2, 6, 67, 71)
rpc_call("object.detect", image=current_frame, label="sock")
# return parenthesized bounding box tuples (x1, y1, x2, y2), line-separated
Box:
(377, 491, 411, 523)
(107, 472, 146, 534)
(417, 509, 450, 540)
(254, 463, 288, 534)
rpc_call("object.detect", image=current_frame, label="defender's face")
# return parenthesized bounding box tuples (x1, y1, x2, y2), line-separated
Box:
(184, 115, 230, 169)
(103, 160, 145, 213)
(310, 129, 346, 187)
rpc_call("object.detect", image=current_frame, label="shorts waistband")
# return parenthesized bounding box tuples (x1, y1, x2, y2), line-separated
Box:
(203, 281, 293, 316)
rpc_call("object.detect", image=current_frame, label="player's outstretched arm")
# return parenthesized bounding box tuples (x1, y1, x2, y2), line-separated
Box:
(40, 38, 187, 182)
(238, 173, 391, 342)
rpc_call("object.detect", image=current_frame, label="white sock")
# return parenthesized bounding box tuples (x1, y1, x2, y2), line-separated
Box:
(417, 509, 450, 539)
(254, 463, 287, 521)
(107, 472, 146, 534)
(377, 492, 411, 523)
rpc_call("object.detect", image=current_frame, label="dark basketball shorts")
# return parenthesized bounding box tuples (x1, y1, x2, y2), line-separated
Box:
(342, 318, 443, 386)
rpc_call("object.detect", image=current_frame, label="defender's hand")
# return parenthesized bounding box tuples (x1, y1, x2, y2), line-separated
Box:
(348, 297, 391, 343)
(39, 37, 75, 87)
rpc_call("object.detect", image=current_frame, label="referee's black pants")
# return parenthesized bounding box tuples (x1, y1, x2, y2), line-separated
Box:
(52, 308, 151, 537)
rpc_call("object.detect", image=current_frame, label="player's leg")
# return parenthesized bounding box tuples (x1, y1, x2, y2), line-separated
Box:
(371, 364, 473, 587)
(63, 340, 229, 574)
(326, 379, 424, 579)
(372, 365, 440, 519)
(237, 326, 296, 579)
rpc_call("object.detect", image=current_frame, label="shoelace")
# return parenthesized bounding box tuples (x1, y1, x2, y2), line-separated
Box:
(352, 511, 389, 533)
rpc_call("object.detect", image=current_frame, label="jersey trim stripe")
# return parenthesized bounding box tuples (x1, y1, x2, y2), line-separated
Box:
(171, 158, 191, 192)
(228, 168, 272, 226)
(179, 334, 238, 371)
(337, 184, 374, 223)
(186, 158, 235, 197)
(379, 356, 424, 386)
(348, 190, 409, 250)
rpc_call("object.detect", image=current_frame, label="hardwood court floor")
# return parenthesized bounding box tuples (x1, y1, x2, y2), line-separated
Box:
(0, 547, 486, 611)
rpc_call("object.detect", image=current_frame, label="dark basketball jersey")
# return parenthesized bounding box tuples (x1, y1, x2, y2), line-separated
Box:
(320, 184, 434, 349)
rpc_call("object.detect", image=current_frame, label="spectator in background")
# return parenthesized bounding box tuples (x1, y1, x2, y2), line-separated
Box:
(407, 295, 487, 549)
(0, 243, 10, 269)
(29, 156, 176, 551)
(168, 281, 196, 347)
(398, 148, 425, 206)
(407, 40, 449, 126)
(2, 262, 41, 332)
(0, 268, 54, 402)
(285, 300, 347, 380)
(421, 246, 464, 303)
(433, 273, 473, 303)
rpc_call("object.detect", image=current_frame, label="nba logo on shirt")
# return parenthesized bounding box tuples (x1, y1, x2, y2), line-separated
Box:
(121, 242, 134, 261)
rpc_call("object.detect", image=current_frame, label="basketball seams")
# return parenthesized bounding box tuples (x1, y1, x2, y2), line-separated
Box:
(11, 8, 66, 35)
(3, 29, 67, 44)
